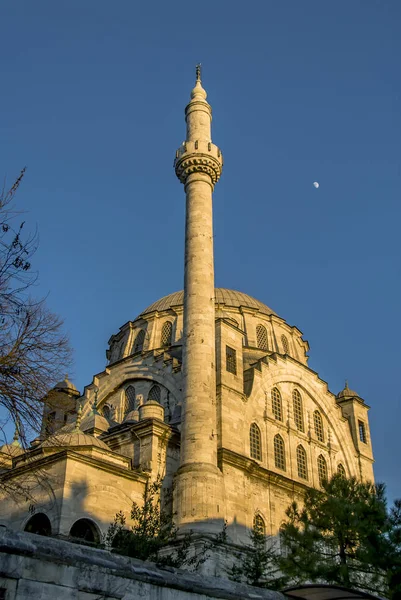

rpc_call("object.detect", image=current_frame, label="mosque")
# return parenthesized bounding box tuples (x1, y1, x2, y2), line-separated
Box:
(0, 69, 374, 553)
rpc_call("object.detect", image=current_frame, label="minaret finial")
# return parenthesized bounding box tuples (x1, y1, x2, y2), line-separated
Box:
(74, 403, 82, 432)
(92, 388, 100, 415)
(345, 379, 349, 389)
(196, 63, 201, 82)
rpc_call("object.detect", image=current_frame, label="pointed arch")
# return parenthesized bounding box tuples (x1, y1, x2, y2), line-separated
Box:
(271, 387, 283, 421)
(124, 385, 136, 415)
(148, 384, 161, 402)
(296, 444, 308, 480)
(314, 410, 324, 442)
(274, 434, 286, 470)
(317, 454, 328, 486)
(337, 463, 346, 477)
(256, 325, 268, 350)
(160, 321, 173, 347)
(253, 513, 266, 535)
(133, 329, 145, 353)
(292, 389, 304, 432)
(250, 423, 262, 460)
(281, 334, 289, 354)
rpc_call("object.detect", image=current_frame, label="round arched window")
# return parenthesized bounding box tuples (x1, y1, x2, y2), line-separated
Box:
(24, 513, 52, 536)
(69, 518, 100, 544)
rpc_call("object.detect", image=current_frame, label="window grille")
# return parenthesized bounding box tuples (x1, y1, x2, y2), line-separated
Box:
(271, 387, 283, 421)
(317, 454, 328, 486)
(124, 386, 136, 415)
(292, 389, 304, 432)
(281, 334, 289, 354)
(274, 434, 286, 470)
(337, 463, 346, 477)
(133, 329, 145, 353)
(253, 513, 265, 535)
(250, 423, 262, 460)
(358, 420, 367, 443)
(160, 321, 173, 347)
(256, 325, 268, 350)
(296, 445, 308, 479)
(313, 410, 324, 442)
(148, 384, 161, 402)
(226, 346, 237, 375)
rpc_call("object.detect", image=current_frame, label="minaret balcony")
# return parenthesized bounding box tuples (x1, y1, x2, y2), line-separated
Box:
(174, 140, 223, 185)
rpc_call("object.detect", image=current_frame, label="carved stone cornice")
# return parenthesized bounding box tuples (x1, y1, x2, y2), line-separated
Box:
(174, 140, 223, 185)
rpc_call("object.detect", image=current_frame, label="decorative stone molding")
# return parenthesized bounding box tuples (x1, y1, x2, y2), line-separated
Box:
(174, 140, 223, 185)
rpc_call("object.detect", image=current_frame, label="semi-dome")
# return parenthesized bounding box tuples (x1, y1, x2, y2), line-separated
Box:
(141, 288, 278, 318)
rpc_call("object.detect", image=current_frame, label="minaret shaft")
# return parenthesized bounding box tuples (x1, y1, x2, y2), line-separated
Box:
(173, 69, 224, 532)
(182, 173, 216, 466)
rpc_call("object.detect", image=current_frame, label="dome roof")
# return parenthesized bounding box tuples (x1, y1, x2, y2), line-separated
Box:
(337, 382, 360, 400)
(141, 288, 278, 317)
(54, 375, 79, 395)
(41, 430, 110, 451)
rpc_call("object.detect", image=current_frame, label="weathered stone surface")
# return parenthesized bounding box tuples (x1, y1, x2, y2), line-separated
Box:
(0, 527, 285, 600)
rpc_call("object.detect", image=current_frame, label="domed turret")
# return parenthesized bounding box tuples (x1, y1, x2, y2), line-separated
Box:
(54, 374, 80, 397)
(337, 381, 361, 401)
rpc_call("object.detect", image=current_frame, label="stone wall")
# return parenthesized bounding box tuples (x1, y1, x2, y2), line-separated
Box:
(0, 526, 284, 600)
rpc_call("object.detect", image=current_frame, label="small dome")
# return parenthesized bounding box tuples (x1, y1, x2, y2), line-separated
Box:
(0, 430, 23, 457)
(0, 442, 23, 457)
(141, 288, 278, 318)
(54, 374, 79, 395)
(123, 409, 139, 423)
(337, 381, 360, 400)
(41, 430, 110, 451)
(80, 413, 110, 434)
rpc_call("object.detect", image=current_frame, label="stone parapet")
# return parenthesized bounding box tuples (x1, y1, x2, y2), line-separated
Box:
(174, 141, 223, 186)
(0, 527, 285, 600)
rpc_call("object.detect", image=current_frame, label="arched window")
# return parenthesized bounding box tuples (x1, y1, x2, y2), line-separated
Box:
(102, 405, 111, 420)
(148, 384, 161, 402)
(292, 389, 304, 432)
(24, 513, 52, 537)
(256, 325, 268, 350)
(317, 454, 328, 486)
(69, 518, 100, 544)
(253, 513, 265, 535)
(124, 385, 136, 415)
(337, 463, 346, 477)
(296, 445, 308, 480)
(250, 423, 262, 460)
(274, 434, 286, 470)
(271, 387, 283, 421)
(160, 321, 173, 347)
(133, 329, 145, 353)
(314, 410, 324, 442)
(281, 334, 289, 354)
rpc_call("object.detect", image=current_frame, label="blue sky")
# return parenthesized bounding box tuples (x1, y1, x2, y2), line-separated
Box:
(0, 1, 400, 501)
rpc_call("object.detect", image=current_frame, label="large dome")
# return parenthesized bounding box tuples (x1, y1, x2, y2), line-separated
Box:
(141, 288, 278, 317)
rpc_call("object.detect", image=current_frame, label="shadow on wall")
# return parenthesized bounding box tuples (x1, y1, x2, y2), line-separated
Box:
(23, 479, 105, 545)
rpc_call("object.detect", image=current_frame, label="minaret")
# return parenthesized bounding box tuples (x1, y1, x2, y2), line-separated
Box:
(174, 67, 224, 533)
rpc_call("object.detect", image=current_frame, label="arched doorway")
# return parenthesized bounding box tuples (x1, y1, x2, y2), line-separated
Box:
(69, 518, 100, 544)
(24, 513, 52, 536)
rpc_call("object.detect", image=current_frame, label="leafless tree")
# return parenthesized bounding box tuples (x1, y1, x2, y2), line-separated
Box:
(0, 170, 72, 447)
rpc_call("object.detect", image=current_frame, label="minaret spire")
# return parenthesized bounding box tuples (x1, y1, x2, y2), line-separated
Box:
(174, 68, 224, 534)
